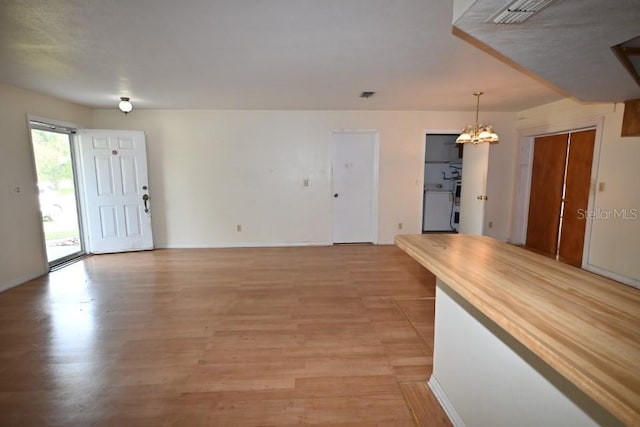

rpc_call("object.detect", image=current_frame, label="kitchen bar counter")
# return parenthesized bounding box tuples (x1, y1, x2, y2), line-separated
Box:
(395, 234, 640, 426)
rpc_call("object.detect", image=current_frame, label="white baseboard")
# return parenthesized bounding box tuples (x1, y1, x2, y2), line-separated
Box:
(159, 241, 400, 249)
(157, 241, 333, 249)
(583, 263, 640, 290)
(428, 375, 466, 427)
(0, 269, 48, 293)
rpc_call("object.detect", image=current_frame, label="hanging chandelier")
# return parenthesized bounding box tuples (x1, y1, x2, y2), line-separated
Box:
(456, 91, 499, 145)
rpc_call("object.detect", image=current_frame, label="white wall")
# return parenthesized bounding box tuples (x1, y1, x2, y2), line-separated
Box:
(515, 99, 640, 284)
(0, 83, 518, 292)
(0, 82, 92, 291)
(92, 109, 517, 248)
(0, 81, 633, 289)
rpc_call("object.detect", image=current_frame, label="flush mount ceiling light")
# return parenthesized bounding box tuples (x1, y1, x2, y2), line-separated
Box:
(118, 97, 133, 114)
(456, 92, 499, 145)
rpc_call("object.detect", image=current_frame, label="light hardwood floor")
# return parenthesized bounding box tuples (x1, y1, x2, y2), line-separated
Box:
(0, 245, 451, 426)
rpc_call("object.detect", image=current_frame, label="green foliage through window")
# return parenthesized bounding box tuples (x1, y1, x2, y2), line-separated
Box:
(31, 129, 73, 189)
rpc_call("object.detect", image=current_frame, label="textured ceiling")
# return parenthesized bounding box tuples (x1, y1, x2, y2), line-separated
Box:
(0, 0, 564, 111)
(454, 0, 640, 103)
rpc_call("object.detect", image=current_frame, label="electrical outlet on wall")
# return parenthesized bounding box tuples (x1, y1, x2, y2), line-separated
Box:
(11, 185, 22, 195)
(398, 222, 403, 230)
(236, 224, 242, 232)
(488, 221, 493, 229)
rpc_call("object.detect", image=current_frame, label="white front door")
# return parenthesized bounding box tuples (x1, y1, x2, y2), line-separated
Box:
(331, 131, 377, 243)
(78, 130, 153, 253)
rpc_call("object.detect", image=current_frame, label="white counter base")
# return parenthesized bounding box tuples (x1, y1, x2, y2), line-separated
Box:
(430, 279, 621, 427)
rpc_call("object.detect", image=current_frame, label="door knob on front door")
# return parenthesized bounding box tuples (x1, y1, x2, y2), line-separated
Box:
(142, 194, 150, 213)
(334, 193, 339, 198)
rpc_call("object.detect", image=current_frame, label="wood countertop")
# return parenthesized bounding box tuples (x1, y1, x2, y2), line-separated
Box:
(395, 234, 640, 426)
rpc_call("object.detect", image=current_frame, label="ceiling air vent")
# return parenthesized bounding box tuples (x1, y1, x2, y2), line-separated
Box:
(490, 0, 557, 24)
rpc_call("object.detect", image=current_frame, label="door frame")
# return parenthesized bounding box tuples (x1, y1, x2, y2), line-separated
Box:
(512, 117, 604, 270)
(27, 114, 88, 269)
(329, 129, 380, 244)
(423, 130, 464, 233)
(424, 128, 487, 235)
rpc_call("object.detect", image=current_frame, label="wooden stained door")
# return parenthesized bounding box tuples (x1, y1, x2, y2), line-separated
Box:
(526, 134, 568, 257)
(558, 130, 596, 267)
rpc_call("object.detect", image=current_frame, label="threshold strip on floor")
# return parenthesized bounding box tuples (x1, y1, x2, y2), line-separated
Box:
(49, 254, 91, 272)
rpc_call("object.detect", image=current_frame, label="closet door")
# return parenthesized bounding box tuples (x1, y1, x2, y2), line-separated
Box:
(558, 129, 596, 267)
(526, 133, 568, 257)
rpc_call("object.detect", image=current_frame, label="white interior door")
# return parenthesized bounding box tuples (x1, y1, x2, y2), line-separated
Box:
(459, 143, 488, 235)
(78, 130, 153, 253)
(331, 131, 377, 243)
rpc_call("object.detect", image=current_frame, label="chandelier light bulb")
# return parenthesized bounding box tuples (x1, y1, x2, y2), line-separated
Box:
(478, 129, 492, 141)
(456, 133, 472, 144)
